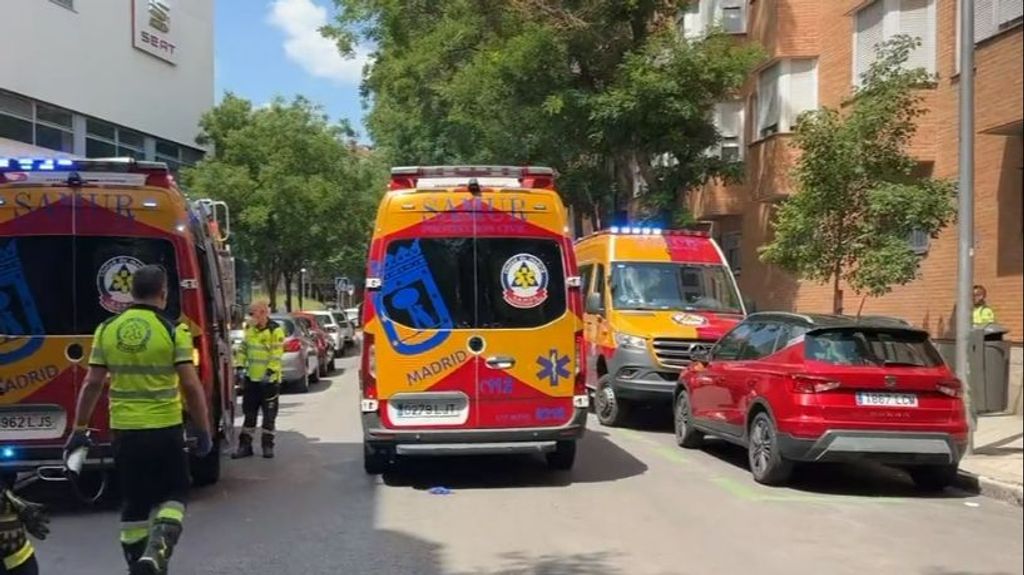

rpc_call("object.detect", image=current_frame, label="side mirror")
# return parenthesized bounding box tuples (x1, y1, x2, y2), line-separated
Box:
(585, 292, 605, 315)
(690, 347, 711, 366)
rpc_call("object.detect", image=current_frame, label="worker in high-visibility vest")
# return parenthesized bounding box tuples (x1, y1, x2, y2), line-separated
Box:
(0, 476, 49, 575)
(973, 284, 997, 327)
(65, 265, 212, 575)
(232, 301, 285, 459)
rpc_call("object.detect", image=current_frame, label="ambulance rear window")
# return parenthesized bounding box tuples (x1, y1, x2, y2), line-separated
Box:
(380, 237, 566, 330)
(0, 236, 179, 336)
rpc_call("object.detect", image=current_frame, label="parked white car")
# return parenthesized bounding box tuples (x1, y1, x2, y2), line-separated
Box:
(304, 310, 355, 353)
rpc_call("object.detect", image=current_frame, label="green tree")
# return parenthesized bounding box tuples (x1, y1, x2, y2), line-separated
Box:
(323, 0, 761, 227)
(759, 36, 957, 314)
(183, 94, 383, 311)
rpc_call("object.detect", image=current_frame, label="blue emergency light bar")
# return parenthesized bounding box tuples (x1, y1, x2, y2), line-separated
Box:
(0, 157, 169, 172)
(601, 226, 709, 237)
(0, 157, 76, 170)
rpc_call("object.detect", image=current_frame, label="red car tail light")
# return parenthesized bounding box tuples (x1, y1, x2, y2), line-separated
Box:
(790, 374, 841, 393)
(936, 378, 963, 398)
(283, 338, 302, 353)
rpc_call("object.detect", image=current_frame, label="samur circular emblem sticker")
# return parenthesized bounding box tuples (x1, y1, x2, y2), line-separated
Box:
(501, 253, 549, 309)
(97, 256, 145, 314)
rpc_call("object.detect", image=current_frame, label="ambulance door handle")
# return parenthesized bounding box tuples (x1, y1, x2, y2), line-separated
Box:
(486, 356, 516, 370)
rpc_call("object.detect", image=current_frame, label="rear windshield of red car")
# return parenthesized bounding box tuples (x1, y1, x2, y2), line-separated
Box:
(270, 317, 296, 337)
(805, 328, 945, 368)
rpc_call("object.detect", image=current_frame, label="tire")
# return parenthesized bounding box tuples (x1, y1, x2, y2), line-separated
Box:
(909, 464, 958, 492)
(594, 375, 630, 427)
(328, 355, 337, 373)
(318, 357, 328, 378)
(546, 440, 577, 471)
(747, 412, 793, 486)
(310, 360, 321, 383)
(673, 389, 704, 448)
(190, 435, 221, 487)
(292, 371, 310, 394)
(363, 443, 388, 475)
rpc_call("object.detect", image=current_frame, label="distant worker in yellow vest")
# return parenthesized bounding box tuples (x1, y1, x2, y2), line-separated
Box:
(232, 301, 285, 459)
(65, 265, 212, 575)
(973, 284, 996, 327)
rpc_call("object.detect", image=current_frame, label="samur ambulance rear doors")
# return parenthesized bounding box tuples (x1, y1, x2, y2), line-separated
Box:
(372, 190, 579, 433)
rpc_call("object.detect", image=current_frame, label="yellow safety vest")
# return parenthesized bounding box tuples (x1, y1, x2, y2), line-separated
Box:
(973, 305, 995, 326)
(237, 322, 285, 383)
(88, 305, 192, 430)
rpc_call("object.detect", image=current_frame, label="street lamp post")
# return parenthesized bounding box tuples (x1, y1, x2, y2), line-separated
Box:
(955, 0, 976, 453)
(299, 268, 307, 311)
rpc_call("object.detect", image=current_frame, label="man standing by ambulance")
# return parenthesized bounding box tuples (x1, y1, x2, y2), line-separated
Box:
(232, 301, 285, 459)
(64, 265, 212, 575)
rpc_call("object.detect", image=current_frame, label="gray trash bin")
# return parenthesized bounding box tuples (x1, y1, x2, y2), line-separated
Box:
(968, 324, 1010, 414)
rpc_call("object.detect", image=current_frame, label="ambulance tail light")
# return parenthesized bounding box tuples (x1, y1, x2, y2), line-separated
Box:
(573, 330, 588, 408)
(360, 332, 378, 402)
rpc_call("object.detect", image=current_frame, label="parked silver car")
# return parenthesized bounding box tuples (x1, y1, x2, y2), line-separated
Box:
(269, 314, 320, 393)
(305, 310, 355, 354)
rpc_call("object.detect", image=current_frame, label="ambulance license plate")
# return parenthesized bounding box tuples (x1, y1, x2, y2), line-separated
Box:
(388, 395, 469, 426)
(0, 406, 67, 440)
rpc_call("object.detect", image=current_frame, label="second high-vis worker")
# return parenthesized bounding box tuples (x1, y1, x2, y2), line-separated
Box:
(233, 302, 285, 459)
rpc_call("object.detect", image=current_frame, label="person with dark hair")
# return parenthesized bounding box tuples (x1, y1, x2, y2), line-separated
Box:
(65, 264, 212, 575)
(972, 285, 996, 327)
(0, 476, 48, 575)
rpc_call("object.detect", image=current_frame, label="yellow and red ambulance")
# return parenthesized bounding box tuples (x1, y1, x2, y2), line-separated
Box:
(575, 227, 746, 427)
(0, 157, 235, 489)
(359, 166, 588, 473)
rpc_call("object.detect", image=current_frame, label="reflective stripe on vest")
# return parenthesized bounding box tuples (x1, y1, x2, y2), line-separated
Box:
(109, 387, 180, 400)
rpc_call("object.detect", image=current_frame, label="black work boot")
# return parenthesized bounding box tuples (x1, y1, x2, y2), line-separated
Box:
(231, 433, 254, 459)
(261, 433, 275, 459)
(132, 519, 182, 575)
(122, 540, 147, 573)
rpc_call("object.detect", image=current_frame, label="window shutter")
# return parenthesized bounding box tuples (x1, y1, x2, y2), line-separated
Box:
(758, 64, 780, 137)
(899, 0, 935, 73)
(721, 0, 746, 33)
(976, 0, 997, 41)
(786, 59, 818, 129)
(998, 0, 1023, 26)
(855, 0, 886, 84)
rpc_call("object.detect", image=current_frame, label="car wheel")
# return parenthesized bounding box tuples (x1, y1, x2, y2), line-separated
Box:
(747, 412, 793, 486)
(545, 440, 577, 471)
(363, 443, 388, 475)
(673, 389, 704, 448)
(310, 360, 321, 383)
(594, 375, 630, 427)
(909, 464, 958, 492)
(328, 355, 337, 373)
(293, 371, 310, 394)
(318, 357, 328, 377)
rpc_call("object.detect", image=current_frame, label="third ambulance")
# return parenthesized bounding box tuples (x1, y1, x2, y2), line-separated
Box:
(575, 227, 745, 427)
(359, 166, 587, 473)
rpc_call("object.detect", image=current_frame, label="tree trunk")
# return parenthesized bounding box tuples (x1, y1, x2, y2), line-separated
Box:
(265, 267, 280, 312)
(283, 272, 294, 312)
(832, 263, 844, 315)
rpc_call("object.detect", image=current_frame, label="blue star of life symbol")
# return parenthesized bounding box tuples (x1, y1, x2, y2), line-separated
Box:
(536, 349, 571, 387)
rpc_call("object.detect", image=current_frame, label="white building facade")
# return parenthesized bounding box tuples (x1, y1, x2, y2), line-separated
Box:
(0, 0, 214, 171)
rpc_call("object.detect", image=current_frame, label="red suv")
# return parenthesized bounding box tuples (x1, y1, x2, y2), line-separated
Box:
(674, 313, 968, 490)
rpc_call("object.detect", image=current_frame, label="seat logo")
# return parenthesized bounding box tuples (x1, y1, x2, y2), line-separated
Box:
(884, 375, 898, 389)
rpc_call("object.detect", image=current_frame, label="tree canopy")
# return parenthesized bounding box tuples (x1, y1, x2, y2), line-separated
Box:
(759, 36, 957, 314)
(183, 94, 384, 311)
(323, 0, 762, 228)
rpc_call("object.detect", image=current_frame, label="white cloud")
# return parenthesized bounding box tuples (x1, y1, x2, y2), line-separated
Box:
(267, 0, 370, 84)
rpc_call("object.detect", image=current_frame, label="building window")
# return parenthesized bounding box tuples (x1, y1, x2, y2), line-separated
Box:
(86, 118, 146, 159)
(721, 232, 742, 273)
(753, 59, 817, 141)
(0, 91, 34, 145)
(854, 0, 936, 86)
(680, 0, 747, 39)
(714, 101, 745, 161)
(908, 229, 930, 255)
(956, 0, 1023, 71)
(155, 138, 205, 172)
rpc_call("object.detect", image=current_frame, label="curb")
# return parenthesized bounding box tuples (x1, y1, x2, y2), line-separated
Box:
(955, 470, 1024, 507)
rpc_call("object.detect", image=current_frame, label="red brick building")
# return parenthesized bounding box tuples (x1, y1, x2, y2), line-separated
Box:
(684, 0, 1022, 410)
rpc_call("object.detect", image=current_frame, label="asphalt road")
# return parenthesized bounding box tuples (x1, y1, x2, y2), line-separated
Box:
(27, 352, 1024, 575)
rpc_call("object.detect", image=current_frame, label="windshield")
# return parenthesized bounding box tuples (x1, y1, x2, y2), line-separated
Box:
(610, 262, 741, 313)
(314, 314, 332, 328)
(805, 329, 944, 367)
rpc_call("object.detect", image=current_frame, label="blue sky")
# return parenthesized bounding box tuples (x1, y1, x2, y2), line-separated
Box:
(215, 0, 372, 141)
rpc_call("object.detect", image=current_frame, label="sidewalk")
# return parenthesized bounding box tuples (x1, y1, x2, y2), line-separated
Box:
(956, 413, 1024, 506)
